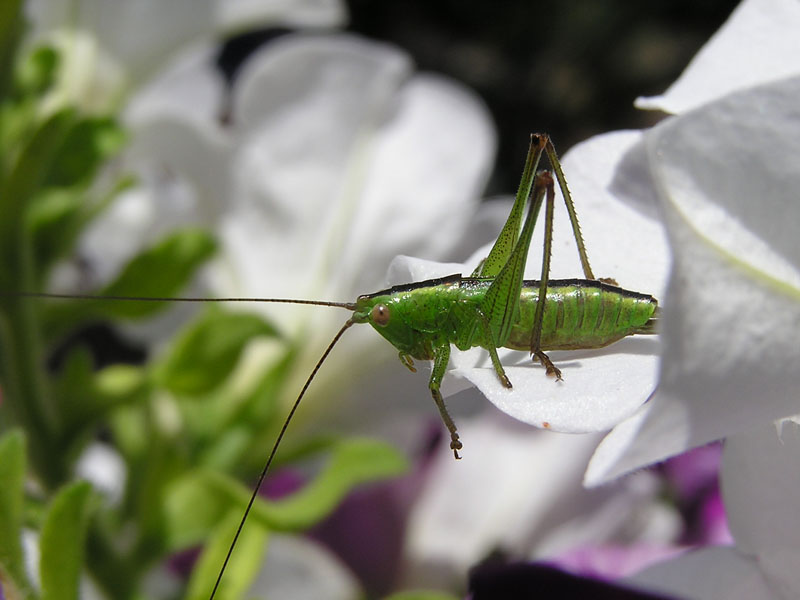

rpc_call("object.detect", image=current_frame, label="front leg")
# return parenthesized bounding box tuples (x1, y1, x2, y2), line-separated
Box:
(429, 344, 462, 459)
(399, 352, 417, 373)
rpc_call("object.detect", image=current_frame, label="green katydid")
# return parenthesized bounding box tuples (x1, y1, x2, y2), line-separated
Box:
(17, 133, 658, 598)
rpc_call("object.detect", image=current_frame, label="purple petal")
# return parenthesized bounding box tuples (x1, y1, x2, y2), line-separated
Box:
(548, 545, 688, 581)
(660, 443, 722, 501)
(698, 488, 733, 546)
(309, 425, 440, 596)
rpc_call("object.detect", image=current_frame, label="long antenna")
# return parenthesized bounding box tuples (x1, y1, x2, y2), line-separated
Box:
(208, 317, 357, 600)
(5, 290, 357, 310)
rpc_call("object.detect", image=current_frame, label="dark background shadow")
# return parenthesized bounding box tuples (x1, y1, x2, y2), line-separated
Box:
(345, 0, 739, 193)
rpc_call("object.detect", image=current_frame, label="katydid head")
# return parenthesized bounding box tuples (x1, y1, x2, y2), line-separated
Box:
(352, 289, 435, 360)
(352, 294, 390, 325)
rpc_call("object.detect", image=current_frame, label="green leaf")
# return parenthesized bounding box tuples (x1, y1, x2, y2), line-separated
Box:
(164, 438, 406, 550)
(132, 438, 186, 556)
(0, 429, 29, 594)
(108, 404, 148, 464)
(51, 347, 97, 438)
(0, 0, 23, 99)
(185, 509, 268, 600)
(53, 350, 147, 443)
(0, 108, 75, 252)
(27, 188, 86, 241)
(224, 438, 407, 530)
(41, 229, 217, 335)
(156, 308, 278, 395)
(15, 45, 59, 98)
(101, 228, 217, 315)
(248, 438, 407, 530)
(28, 175, 134, 276)
(39, 481, 93, 600)
(192, 345, 293, 473)
(45, 117, 126, 187)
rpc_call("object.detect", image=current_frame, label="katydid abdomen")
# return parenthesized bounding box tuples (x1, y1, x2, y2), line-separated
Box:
(509, 278, 657, 351)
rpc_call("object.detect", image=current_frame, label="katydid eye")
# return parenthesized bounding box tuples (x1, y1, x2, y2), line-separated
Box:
(371, 304, 390, 326)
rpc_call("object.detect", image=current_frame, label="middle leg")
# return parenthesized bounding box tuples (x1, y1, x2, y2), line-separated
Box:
(428, 344, 462, 459)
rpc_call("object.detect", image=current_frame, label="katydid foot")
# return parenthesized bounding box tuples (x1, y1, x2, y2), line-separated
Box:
(449, 433, 463, 460)
(533, 350, 563, 381)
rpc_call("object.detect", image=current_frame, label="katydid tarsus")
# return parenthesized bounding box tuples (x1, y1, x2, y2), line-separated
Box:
(16, 133, 658, 599)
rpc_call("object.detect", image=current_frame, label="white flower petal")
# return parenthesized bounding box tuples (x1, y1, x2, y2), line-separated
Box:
(28, 0, 217, 79)
(128, 117, 232, 222)
(650, 78, 800, 288)
(755, 549, 800, 600)
(452, 348, 659, 433)
(220, 34, 493, 303)
(445, 197, 524, 264)
(219, 34, 411, 304)
(218, 0, 347, 30)
(627, 546, 774, 600)
(74, 443, 126, 504)
(586, 77, 800, 484)
(336, 73, 495, 293)
(71, 47, 229, 294)
(233, 34, 411, 143)
(123, 46, 233, 223)
(248, 534, 360, 600)
(28, 0, 325, 83)
(404, 414, 604, 582)
(722, 421, 800, 556)
(125, 44, 225, 132)
(405, 412, 674, 586)
(558, 131, 669, 294)
(636, 0, 800, 114)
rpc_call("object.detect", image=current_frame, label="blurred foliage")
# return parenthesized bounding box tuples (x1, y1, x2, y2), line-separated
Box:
(0, 11, 407, 600)
(0, 429, 94, 600)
